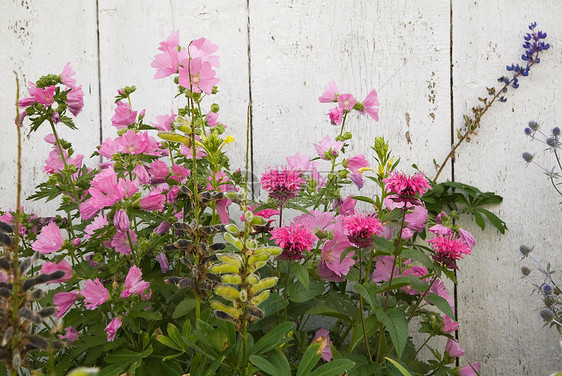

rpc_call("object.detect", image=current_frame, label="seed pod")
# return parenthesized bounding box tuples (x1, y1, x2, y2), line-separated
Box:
(208, 263, 240, 274)
(253, 247, 282, 257)
(164, 276, 182, 285)
(239, 289, 248, 302)
(209, 243, 227, 251)
(22, 271, 65, 291)
(0, 233, 12, 247)
(244, 211, 254, 223)
(173, 222, 194, 232)
(37, 307, 56, 318)
(0, 221, 13, 234)
(245, 274, 259, 285)
(223, 190, 242, 200)
(201, 254, 219, 264)
(249, 261, 267, 272)
(52, 340, 66, 350)
(210, 301, 240, 319)
(245, 239, 258, 250)
(0, 258, 11, 271)
(215, 286, 240, 301)
(214, 310, 238, 325)
(18, 307, 42, 324)
(0, 287, 12, 299)
(12, 350, 21, 370)
(197, 242, 208, 254)
(1, 327, 13, 346)
(176, 278, 195, 290)
(251, 290, 271, 306)
(158, 131, 189, 145)
(250, 277, 278, 294)
(28, 288, 45, 301)
(21, 334, 49, 350)
(247, 306, 264, 320)
(248, 253, 270, 265)
(225, 224, 240, 234)
(221, 274, 243, 285)
(0, 349, 8, 361)
(217, 254, 242, 269)
(19, 251, 40, 275)
(179, 185, 193, 196)
(251, 215, 267, 226)
(223, 233, 244, 251)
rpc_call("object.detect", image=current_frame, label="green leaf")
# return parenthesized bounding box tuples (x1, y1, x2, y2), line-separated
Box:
(251, 322, 293, 356)
(105, 348, 141, 364)
(156, 335, 182, 352)
(161, 360, 184, 376)
(296, 341, 323, 376)
(309, 359, 355, 376)
(353, 283, 378, 311)
(267, 349, 292, 376)
(376, 276, 412, 294)
(98, 363, 128, 376)
(306, 305, 352, 322)
(288, 280, 324, 303)
(351, 195, 375, 204)
(407, 275, 430, 294)
(292, 262, 310, 289)
(479, 208, 507, 234)
(349, 315, 378, 352)
(286, 202, 312, 215)
(385, 357, 413, 376)
(250, 355, 280, 376)
(167, 323, 184, 350)
(425, 292, 455, 319)
(371, 236, 395, 253)
(401, 248, 433, 269)
(375, 308, 408, 358)
(66, 368, 99, 376)
(172, 298, 197, 319)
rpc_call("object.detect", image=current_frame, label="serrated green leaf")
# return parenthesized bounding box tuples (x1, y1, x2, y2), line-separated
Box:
(292, 262, 310, 289)
(309, 359, 355, 376)
(401, 248, 433, 269)
(375, 308, 408, 358)
(425, 292, 455, 319)
(353, 283, 378, 311)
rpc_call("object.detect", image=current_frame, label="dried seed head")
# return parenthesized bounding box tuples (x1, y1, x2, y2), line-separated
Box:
(0, 221, 13, 234)
(0, 233, 12, 247)
(539, 308, 555, 322)
(0, 258, 11, 271)
(519, 245, 533, 257)
(521, 266, 531, 276)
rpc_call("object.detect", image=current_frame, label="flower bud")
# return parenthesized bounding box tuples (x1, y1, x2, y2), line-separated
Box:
(211, 103, 220, 113)
(541, 284, 554, 295)
(553, 127, 561, 136)
(520, 245, 532, 257)
(522, 152, 533, 163)
(528, 120, 539, 131)
(539, 308, 555, 322)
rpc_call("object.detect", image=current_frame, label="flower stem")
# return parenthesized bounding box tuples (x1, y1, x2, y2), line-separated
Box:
(357, 248, 373, 362)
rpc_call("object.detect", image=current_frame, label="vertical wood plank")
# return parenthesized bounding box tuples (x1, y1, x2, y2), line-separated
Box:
(96, 0, 250, 170)
(0, 0, 101, 215)
(452, 1, 562, 374)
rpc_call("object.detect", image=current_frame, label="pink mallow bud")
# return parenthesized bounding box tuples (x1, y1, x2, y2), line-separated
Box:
(113, 209, 130, 232)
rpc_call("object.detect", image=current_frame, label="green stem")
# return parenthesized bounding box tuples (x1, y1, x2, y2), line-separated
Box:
(413, 335, 433, 357)
(357, 249, 373, 362)
(48, 120, 80, 203)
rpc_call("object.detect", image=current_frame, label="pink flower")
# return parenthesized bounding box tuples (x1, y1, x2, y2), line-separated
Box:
(156, 252, 170, 273)
(445, 339, 465, 358)
(66, 85, 84, 116)
(337, 196, 357, 216)
(34, 85, 56, 106)
(178, 57, 219, 95)
(401, 227, 414, 240)
(149, 160, 170, 182)
(111, 101, 137, 129)
(459, 228, 476, 249)
(311, 163, 326, 189)
(151, 112, 176, 131)
(314, 135, 344, 160)
(286, 152, 310, 171)
(427, 234, 472, 269)
(113, 209, 130, 232)
(372, 256, 398, 283)
(206, 111, 220, 127)
(32, 222, 63, 254)
(359, 88, 379, 121)
(442, 315, 458, 334)
(260, 166, 305, 205)
(459, 362, 480, 376)
(312, 328, 332, 361)
(61, 63, 76, 88)
(134, 165, 150, 184)
(118, 130, 155, 155)
(346, 155, 369, 173)
(429, 224, 452, 236)
(171, 164, 190, 182)
(122, 265, 150, 298)
(84, 213, 107, 240)
(53, 291, 79, 318)
(81, 278, 109, 310)
(58, 326, 79, 343)
(349, 172, 364, 190)
(337, 93, 356, 111)
(111, 229, 137, 255)
(189, 38, 220, 67)
(154, 221, 171, 236)
(105, 317, 122, 342)
(318, 80, 339, 103)
(327, 107, 344, 125)
(139, 189, 166, 211)
(429, 279, 454, 309)
(343, 212, 383, 247)
(383, 172, 431, 196)
(295, 210, 337, 233)
(40, 260, 72, 283)
(271, 222, 317, 260)
(152, 31, 181, 79)
(383, 196, 428, 232)
(318, 232, 355, 282)
(98, 137, 120, 159)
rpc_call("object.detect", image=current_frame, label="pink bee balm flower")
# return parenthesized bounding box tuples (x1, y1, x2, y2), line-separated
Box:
(111, 101, 137, 129)
(122, 265, 150, 298)
(337, 93, 356, 111)
(318, 233, 355, 282)
(260, 166, 305, 205)
(359, 88, 379, 121)
(139, 189, 166, 211)
(271, 222, 317, 261)
(343, 211, 383, 247)
(314, 135, 344, 160)
(459, 362, 480, 376)
(53, 291, 79, 318)
(312, 328, 332, 361)
(32, 222, 63, 254)
(383, 171, 431, 197)
(427, 234, 472, 269)
(445, 339, 465, 358)
(61, 63, 76, 88)
(58, 326, 79, 343)
(111, 229, 137, 255)
(81, 278, 109, 310)
(328, 107, 344, 125)
(178, 57, 219, 95)
(318, 80, 339, 103)
(105, 317, 122, 342)
(40, 260, 72, 283)
(66, 85, 84, 117)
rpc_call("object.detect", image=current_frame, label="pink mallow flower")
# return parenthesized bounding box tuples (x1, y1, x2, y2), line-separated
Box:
(111, 229, 137, 255)
(459, 362, 480, 376)
(445, 339, 465, 358)
(53, 291, 79, 319)
(271, 222, 317, 261)
(459, 228, 476, 249)
(111, 101, 137, 129)
(383, 171, 431, 197)
(318, 232, 355, 282)
(337, 93, 356, 111)
(189, 37, 220, 67)
(312, 328, 332, 362)
(151, 111, 176, 131)
(286, 152, 310, 172)
(66, 85, 84, 117)
(314, 135, 344, 160)
(40, 259, 72, 283)
(113, 209, 130, 233)
(260, 166, 305, 205)
(343, 212, 383, 247)
(178, 57, 219, 95)
(33, 85, 56, 106)
(442, 315, 458, 334)
(32, 222, 63, 254)
(81, 278, 109, 310)
(122, 265, 150, 298)
(61, 63, 76, 88)
(358, 88, 379, 121)
(105, 317, 122, 342)
(328, 107, 344, 126)
(156, 252, 170, 273)
(58, 326, 79, 343)
(139, 189, 166, 211)
(151, 31, 181, 79)
(427, 234, 472, 269)
(318, 80, 339, 103)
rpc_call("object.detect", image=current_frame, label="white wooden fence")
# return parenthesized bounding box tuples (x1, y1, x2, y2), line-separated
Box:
(1, 1, 560, 374)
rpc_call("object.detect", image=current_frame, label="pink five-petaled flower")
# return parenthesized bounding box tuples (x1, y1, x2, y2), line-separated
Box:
(151, 111, 176, 131)
(312, 328, 332, 362)
(111, 229, 137, 255)
(66, 85, 84, 117)
(318, 80, 339, 103)
(318, 232, 355, 282)
(328, 107, 344, 125)
(427, 234, 472, 269)
(178, 57, 219, 95)
(271, 222, 317, 261)
(139, 189, 166, 211)
(40, 259, 72, 283)
(111, 101, 137, 129)
(189, 37, 220, 67)
(286, 152, 310, 172)
(34, 85, 56, 106)
(314, 135, 344, 161)
(358, 88, 380, 121)
(122, 265, 150, 298)
(113, 209, 130, 233)
(383, 171, 431, 197)
(442, 315, 458, 334)
(260, 166, 305, 205)
(61, 63, 76, 88)
(32, 222, 63, 254)
(151, 30, 180, 79)
(459, 228, 476, 249)
(81, 278, 109, 310)
(58, 326, 79, 343)
(459, 362, 480, 376)
(105, 317, 122, 342)
(445, 339, 465, 358)
(53, 291, 79, 319)
(343, 211, 383, 247)
(337, 93, 356, 111)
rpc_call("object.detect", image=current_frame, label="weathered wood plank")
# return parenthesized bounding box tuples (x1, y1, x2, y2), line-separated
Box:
(0, 0, 101, 215)
(452, 1, 562, 374)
